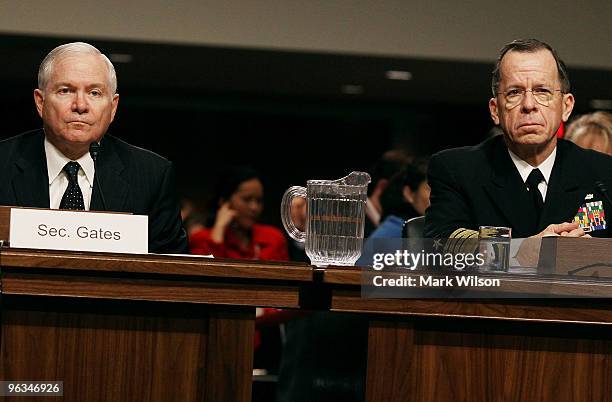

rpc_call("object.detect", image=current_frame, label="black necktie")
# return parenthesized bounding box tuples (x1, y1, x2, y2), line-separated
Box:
(60, 162, 85, 210)
(526, 168, 544, 218)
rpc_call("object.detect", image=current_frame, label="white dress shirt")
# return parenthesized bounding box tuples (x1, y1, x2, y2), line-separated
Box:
(44, 137, 95, 210)
(507, 147, 558, 266)
(508, 147, 556, 202)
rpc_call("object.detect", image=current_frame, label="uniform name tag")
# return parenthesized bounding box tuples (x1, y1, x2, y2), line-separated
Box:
(9, 208, 148, 254)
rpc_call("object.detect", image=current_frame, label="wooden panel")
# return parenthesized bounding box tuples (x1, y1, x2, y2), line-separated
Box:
(365, 318, 612, 402)
(0, 246, 312, 402)
(0, 248, 313, 281)
(0, 205, 10, 242)
(331, 289, 612, 324)
(0, 297, 218, 402)
(365, 320, 416, 402)
(552, 237, 612, 276)
(2, 271, 302, 308)
(203, 309, 255, 402)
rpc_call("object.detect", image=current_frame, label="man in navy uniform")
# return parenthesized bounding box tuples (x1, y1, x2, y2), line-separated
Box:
(425, 39, 611, 246)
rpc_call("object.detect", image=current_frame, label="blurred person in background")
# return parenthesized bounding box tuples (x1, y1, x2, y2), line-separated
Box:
(180, 198, 206, 236)
(356, 163, 430, 267)
(365, 149, 412, 236)
(287, 196, 309, 262)
(189, 166, 289, 382)
(565, 111, 612, 156)
(189, 165, 288, 260)
(368, 163, 430, 239)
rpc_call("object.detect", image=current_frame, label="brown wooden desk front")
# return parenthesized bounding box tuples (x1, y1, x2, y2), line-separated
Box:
(1, 246, 611, 402)
(324, 266, 612, 402)
(0, 248, 313, 402)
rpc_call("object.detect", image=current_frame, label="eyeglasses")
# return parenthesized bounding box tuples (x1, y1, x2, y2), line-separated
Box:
(498, 87, 563, 108)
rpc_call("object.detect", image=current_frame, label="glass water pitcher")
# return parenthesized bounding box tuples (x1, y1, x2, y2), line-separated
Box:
(281, 171, 371, 267)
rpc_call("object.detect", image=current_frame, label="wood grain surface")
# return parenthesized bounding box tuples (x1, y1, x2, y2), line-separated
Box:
(2, 271, 302, 308)
(365, 317, 612, 402)
(330, 289, 612, 324)
(0, 247, 313, 281)
(0, 247, 311, 402)
(2, 243, 611, 402)
(0, 297, 255, 402)
(0, 206, 9, 242)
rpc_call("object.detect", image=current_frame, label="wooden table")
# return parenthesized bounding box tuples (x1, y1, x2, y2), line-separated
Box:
(0, 248, 313, 402)
(323, 266, 612, 402)
(1, 241, 611, 402)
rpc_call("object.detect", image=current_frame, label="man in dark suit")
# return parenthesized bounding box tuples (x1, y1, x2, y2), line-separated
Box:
(425, 39, 612, 243)
(0, 42, 188, 254)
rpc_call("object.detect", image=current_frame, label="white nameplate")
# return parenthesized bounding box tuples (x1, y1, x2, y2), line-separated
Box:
(9, 208, 148, 254)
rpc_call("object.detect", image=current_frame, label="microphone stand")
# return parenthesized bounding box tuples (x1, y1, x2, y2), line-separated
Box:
(89, 142, 107, 211)
(595, 181, 612, 207)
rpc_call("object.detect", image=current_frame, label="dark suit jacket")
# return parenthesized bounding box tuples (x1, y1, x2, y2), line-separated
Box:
(0, 129, 189, 254)
(424, 135, 612, 239)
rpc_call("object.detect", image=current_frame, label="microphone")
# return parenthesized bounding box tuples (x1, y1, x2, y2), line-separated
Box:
(89, 142, 107, 211)
(595, 181, 612, 207)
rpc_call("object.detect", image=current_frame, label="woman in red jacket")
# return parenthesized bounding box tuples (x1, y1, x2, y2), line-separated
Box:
(190, 166, 289, 371)
(190, 166, 288, 261)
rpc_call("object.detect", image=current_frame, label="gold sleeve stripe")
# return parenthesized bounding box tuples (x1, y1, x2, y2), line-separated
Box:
(445, 228, 479, 254)
(445, 228, 467, 253)
(454, 230, 479, 254)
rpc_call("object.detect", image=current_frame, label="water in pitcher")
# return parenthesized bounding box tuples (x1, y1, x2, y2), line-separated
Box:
(281, 171, 370, 267)
(305, 184, 367, 266)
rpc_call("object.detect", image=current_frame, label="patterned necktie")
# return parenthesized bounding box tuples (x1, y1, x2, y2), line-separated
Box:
(526, 168, 545, 219)
(59, 161, 85, 210)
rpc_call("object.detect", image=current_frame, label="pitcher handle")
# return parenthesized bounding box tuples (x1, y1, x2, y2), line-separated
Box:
(281, 186, 307, 243)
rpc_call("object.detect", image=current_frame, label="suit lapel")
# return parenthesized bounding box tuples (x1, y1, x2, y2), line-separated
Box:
(483, 137, 538, 236)
(12, 131, 49, 208)
(90, 137, 129, 212)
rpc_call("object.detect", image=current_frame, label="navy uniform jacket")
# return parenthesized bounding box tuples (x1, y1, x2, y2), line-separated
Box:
(0, 129, 189, 254)
(425, 135, 612, 239)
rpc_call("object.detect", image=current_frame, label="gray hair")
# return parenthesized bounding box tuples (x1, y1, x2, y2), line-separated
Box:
(38, 42, 117, 94)
(491, 38, 570, 96)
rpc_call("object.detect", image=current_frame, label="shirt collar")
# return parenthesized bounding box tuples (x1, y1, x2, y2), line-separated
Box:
(508, 146, 556, 184)
(44, 137, 95, 185)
